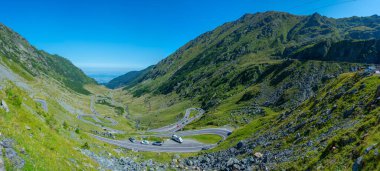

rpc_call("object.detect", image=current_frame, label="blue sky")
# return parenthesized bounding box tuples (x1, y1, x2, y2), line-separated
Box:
(0, 0, 379, 80)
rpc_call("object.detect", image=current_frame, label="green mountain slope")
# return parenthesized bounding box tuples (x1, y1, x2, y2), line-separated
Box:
(0, 23, 96, 94)
(0, 23, 124, 170)
(0, 11, 379, 170)
(118, 12, 380, 125)
(111, 12, 380, 170)
(106, 65, 154, 89)
(122, 12, 379, 96)
(184, 72, 380, 171)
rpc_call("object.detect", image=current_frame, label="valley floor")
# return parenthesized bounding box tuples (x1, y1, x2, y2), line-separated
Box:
(1, 59, 380, 170)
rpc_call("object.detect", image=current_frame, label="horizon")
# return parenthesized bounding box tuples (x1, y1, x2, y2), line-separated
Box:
(1, 0, 379, 83)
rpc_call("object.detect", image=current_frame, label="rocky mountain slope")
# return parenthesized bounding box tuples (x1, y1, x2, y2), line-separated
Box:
(176, 73, 380, 170)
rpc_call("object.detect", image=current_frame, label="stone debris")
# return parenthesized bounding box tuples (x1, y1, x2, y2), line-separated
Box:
(81, 149, 168, 171)
(0, 146, 5, 171)
(0, 138, 25, 169)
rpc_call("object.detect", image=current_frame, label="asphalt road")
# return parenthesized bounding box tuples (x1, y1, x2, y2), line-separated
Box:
(91, 128, 231, 152)
(148, 108, 205, 133)
(77, 114, 124, 134)
(76, 95, 124, 134)
(83, 98, 232, 152)
(156, 128, 231, 140)
(92, 134, 216, 152)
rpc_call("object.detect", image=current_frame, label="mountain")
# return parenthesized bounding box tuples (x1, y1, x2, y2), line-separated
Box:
(0, 23, 96, 94)
(0, 11, 380, 171)
(117, 12, 380, 111)
(106, 65, 154, 89)
(0, 23, 111, 170)
(114, 12, 380, 170)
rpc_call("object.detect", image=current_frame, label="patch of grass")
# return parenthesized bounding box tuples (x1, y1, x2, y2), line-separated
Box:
(116, 92, 194, 129)
(184, 134, 223, 144)
(212, 107, 279, 151)
(188, 109, 198, 119)
(1, 56, 34, 81)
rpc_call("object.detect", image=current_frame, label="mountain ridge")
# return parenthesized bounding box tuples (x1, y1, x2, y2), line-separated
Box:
(0, 23, 96, 94)
(114, 12, 380, 110)
(0, 11, 379, 170)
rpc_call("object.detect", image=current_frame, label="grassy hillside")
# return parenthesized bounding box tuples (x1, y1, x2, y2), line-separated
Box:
(106, 65, 154, 89)
(117, 12, 380, 118)
(0, 81, 98, 170)
(0, 23, 146, 170)
(202, 72, 380, 170)
(108, 12, 380, 170)
(0, 24, 96, 95)
(0, 11, 379, 170)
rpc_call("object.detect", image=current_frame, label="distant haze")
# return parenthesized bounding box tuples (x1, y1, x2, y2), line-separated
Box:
(81, 67, 139, 83)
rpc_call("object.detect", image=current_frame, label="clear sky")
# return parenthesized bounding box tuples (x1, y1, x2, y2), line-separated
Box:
(0, 0, 379, 80)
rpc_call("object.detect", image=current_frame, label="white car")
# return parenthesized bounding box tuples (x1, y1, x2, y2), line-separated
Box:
(172, 134, 183, 143)
(141, 140, 149, 145)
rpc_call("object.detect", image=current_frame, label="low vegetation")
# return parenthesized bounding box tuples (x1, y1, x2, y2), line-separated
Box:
(184, 134, 223, 144)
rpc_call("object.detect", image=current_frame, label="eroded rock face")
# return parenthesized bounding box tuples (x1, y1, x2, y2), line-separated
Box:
(291, 39, 380, 64)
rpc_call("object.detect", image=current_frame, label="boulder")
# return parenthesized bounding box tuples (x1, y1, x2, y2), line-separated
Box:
(365, 144, 375, 154)
(173, 154, 180, 159)
(227, 158, 239, 167)
(236, 141, 244, 149)
(254, 152, 263, 158)
(25, 126, 31, 130)
(1, 100, 9, 113)
(233, 164, 241, 170)
(186, 159, 193, 166)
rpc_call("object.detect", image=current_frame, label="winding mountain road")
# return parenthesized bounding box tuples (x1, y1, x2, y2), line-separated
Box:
(148, 108, 205, 133)
(77, 96, 124, 134)
(92, 128, 231, 152)
(91, 106, 232, 152)
(77, 95, 232, 152)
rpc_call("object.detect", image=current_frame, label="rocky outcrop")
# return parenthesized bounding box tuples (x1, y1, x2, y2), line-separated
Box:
(0, 138, 25, 169)
(1, 100, 9, 113)
(290, 39, 380, 64)
(81, 149, 168, 171)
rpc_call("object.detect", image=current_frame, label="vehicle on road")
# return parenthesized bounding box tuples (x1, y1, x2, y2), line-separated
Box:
(172, 134, 183, 143)
(141, 140, 149, 145)
(152, 141, 163, 146)
(227, 132, 232, 136)
(201, 147, 210, 151)
(129, 137, 136, 143)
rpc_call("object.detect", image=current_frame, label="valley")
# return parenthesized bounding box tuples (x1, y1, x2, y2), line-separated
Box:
(0, 11, 379, 170)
